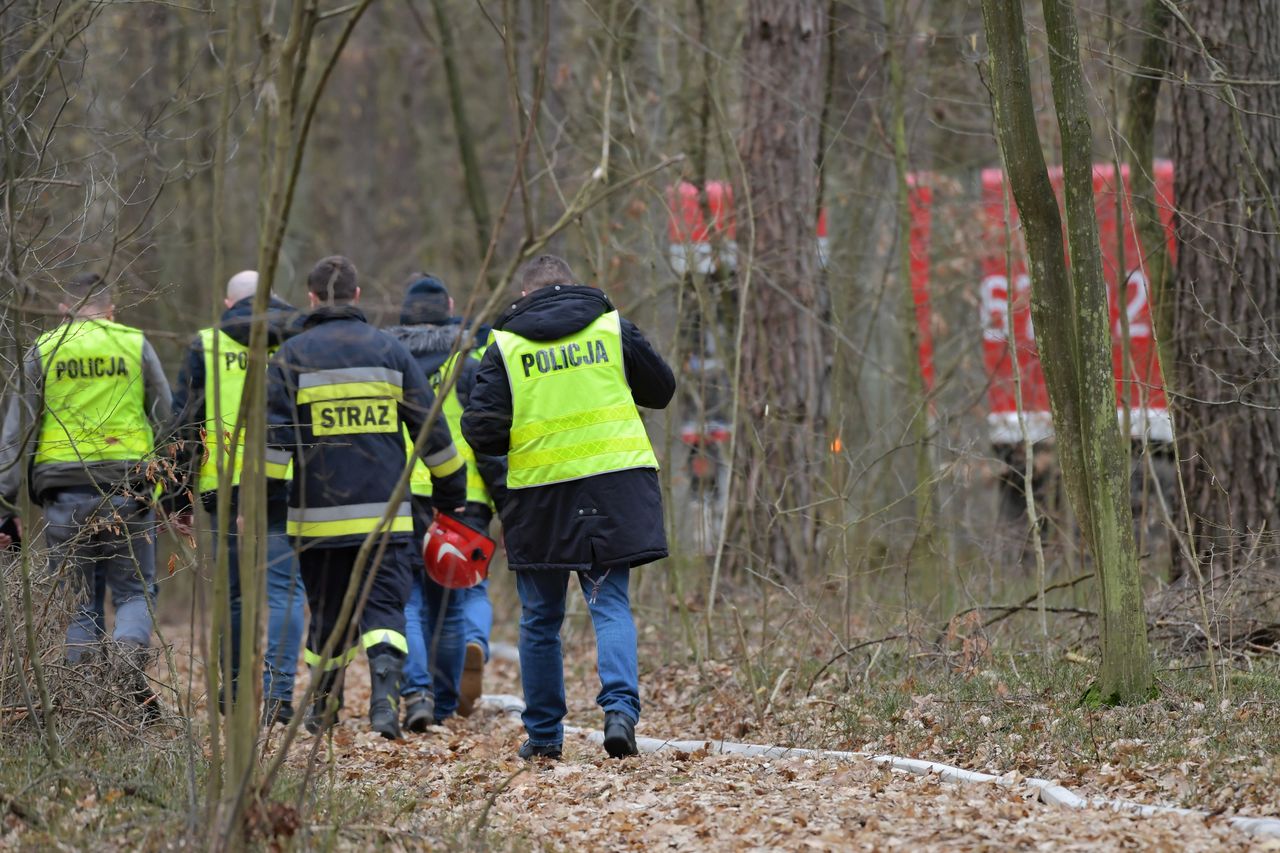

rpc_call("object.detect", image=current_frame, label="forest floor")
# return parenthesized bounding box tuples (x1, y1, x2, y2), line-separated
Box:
(3, 601, 1277, 851)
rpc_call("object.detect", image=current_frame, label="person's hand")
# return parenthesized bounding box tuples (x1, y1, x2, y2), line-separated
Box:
(236, 514, 245, 535)
(169, 511, 195, 538)
(0, 516, 22, 549)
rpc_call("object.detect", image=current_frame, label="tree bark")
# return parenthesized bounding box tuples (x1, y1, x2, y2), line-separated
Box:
(982, 0, 1152, 702)
(736, 0, 828, 576)
(1122, 0, 1172, 369)
(1169, 0, 1280, 571)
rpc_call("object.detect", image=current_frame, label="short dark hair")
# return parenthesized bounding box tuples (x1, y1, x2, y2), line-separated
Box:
(62, 272, 112, 310)
(517, 254, 575, 293)
(308, 255, 358, 302)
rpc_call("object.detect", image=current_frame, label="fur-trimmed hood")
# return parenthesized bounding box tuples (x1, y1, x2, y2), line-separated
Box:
(385, 323, 465, 378)
(385, 323, 464, 356)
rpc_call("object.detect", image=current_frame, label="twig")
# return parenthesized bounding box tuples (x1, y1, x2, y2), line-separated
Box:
(805, 634, 905, 696)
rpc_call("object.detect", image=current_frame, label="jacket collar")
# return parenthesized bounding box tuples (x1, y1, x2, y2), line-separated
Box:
(496, 284, 613, 330)
(304, 303, 367, 328)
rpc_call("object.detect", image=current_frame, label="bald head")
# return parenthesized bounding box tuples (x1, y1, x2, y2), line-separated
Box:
(225, 270, 259, 306)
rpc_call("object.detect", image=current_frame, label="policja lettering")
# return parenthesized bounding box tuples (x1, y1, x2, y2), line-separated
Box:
(518, 339, 609, 377)
(55, 356, 129, 380)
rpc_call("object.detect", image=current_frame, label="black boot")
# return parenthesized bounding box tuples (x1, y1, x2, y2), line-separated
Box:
(122, 647, 161, 724)
(304, 668, 345, 735)
(263, 697, 294, 727)
(402, 691, 433, 733)
(518, 740, 562, 761)
(603, 711, 638, 758)
(368, 652, 404, 740)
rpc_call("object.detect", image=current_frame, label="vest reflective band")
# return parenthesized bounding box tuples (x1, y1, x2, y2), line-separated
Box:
(408, 351, 494, 508)
(34, 319, 153, 466)
(493, 310, 657, 489)
(286, 501, 415, 539)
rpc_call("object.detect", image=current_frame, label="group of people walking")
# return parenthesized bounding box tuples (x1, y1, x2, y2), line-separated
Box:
(0, 253, 675, 759)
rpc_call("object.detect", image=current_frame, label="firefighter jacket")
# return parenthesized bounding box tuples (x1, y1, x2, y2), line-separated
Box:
(265, 304, 466, 548)
(0, 317, 172, 508)
(168, 296, 302, 509)
(385, 322, 507, 517)
(462, 285, 674, 571)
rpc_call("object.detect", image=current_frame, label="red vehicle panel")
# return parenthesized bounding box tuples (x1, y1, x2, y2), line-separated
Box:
(976, 161, 1175, 444)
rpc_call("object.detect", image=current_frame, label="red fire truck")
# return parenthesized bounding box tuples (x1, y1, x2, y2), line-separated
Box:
(664, 165, 1174, 536)
(971, 161, 1175, 449)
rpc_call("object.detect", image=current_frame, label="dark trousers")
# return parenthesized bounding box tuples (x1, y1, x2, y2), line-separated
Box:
(298, 542, 414, 670)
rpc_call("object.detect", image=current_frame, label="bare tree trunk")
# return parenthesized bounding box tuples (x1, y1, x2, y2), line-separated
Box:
(886, 0, 933, 538)
(982, 0, 1152, 703)
(1123, 0, 1172, 368)
(736, 0, 828, 576)
(1169, 0, 1280, 572)
(426, 0, 494, 263)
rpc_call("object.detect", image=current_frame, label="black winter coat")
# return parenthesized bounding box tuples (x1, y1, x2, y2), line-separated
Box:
(462, 285, 675, 571)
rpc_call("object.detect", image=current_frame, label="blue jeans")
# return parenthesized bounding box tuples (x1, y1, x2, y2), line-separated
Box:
(403, 574, 466, 719)
(209, 502, 305, 702)
(43, 489, 156, 661)
(517, 567, 639, 747)
(459, 578, 492, 659)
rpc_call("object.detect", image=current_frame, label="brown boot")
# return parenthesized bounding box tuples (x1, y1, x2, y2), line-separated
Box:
(458, 642, 485, 717)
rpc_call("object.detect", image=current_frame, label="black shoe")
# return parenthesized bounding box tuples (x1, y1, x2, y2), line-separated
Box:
(122, 649, 162, 724)
(518, 740, 562, 761)
(402, 691, 433, 733)
(368, 653, 404, 740)
(214, 680, 238, 716)
(131, 677, 163, 724)
(304, 668, 345, 735)
(263, 698, 294, 727)
(603, 711, 638, 758)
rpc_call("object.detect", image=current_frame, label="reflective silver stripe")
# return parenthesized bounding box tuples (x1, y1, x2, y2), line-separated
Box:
(265, 447, 291, 466)
(287, 501, 412, 523)
(298, 367, 403, 388)
(424, 444, 458, 468)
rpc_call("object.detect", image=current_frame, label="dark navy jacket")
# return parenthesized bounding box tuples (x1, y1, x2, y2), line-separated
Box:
(266, 304, 465, 549)
(462, 285, 675, 571)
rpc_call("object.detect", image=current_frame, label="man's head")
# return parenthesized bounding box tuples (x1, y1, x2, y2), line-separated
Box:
(517, 254, 576, 296)
(225, 270, 259, 307)
(400, 273, 454, 326)
(59, 272, 113, 319)
(307, 255, 360, 308)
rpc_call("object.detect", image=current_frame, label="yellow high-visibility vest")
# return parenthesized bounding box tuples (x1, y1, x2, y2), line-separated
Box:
(407, 350, 494, 508)
(197, 328, 289, 493)
(492, 310, 657, 489)
(35, 319, 153, 466)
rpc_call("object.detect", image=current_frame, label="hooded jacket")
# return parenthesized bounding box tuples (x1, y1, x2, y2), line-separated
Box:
(384, 322, 508, 521)
(462, 285, 675, 571)
(167, 296, 303, 511)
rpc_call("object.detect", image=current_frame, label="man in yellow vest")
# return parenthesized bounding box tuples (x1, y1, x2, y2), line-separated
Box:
(462, 254, 675, 760)
(168, 270, 306, 724)
(0, 272, 172, 713)
(387, 273, 507, 730)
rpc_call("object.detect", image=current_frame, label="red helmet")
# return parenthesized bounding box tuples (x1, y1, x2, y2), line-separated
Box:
(424, 513, 496, 589)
